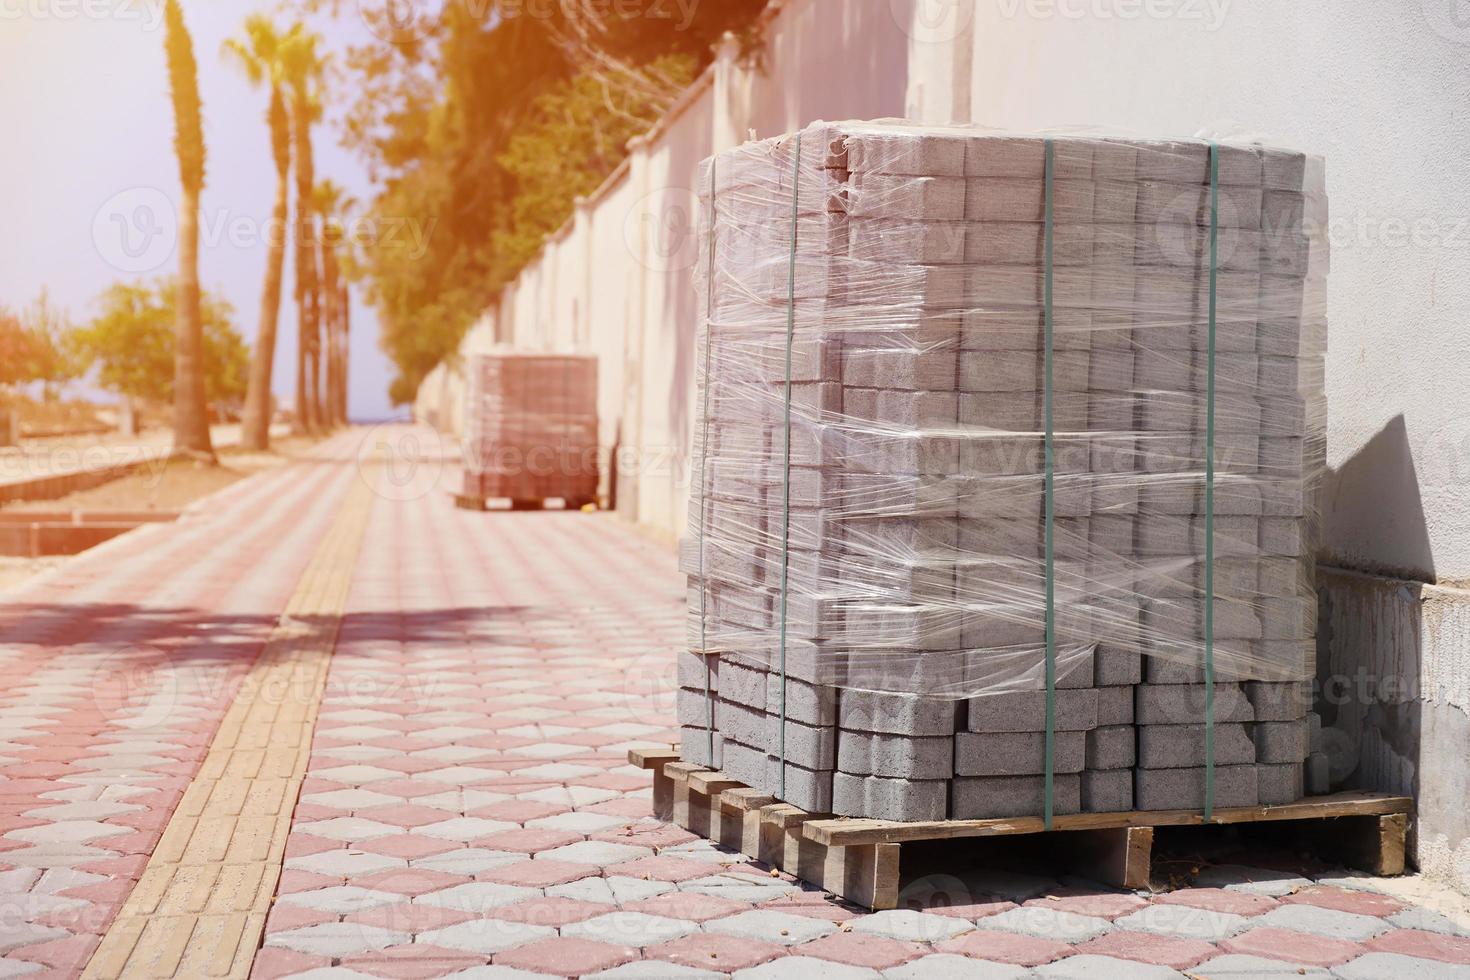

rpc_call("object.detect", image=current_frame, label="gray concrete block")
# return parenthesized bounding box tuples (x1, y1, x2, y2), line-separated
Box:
(1143, 597, 1262, 641)
(837, 730, 953, 779)
(1085, 725, 1136, 770)
(954, 731, 1086, 777)
(850, 173, 967, 221)
(1095, 649, 1142, 687)
(1245, 681, 1312, 721)
(965, 176, 1095, 224)
(850, 217, 967, 264)
(967, 690, 1099, 733)
(1094, 686, 1135, 727)
(1134, 765, 1259, 811)
(720, 737, 772, 795)
(1258, 597, 1314, 640)
(680, 727, 723, 770)
(677, 687, 718, 730)
(715, 657, 764, 707)
(952, 773, 1082, 819)
(840, 690, 957, 736)
(1135, 683, 1254, 724)
(1137, 723, 1255, 768)
(1260, 517, 1304, 556)
(831, 772, 948, 821)
(845, 131, 967, 177)
(765, 672, 839, 727)
(1308, 711, 1323, 753)
(1253, 720, 1309, 763)
(676, 651, 720, 695)
(841, 348, 958, 390)
(1082, 768, 1133, 812)
(1257, 762, 1304, 805)
(958, 350, 1041, 392)
(716, 699, 835, 771)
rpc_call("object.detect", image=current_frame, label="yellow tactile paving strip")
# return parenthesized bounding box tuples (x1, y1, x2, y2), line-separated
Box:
(83, 468, 377, 980)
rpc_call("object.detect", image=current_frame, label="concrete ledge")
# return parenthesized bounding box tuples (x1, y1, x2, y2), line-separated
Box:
(1318, 564, 1470, 896)
(0, 511, 179, 557)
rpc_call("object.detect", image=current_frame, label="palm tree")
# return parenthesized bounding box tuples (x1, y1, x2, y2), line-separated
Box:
(223, 16, 295, 451)
(163, 0, 214, 459)
(281, 26, 325, 432)
(314, 180, 354, 427)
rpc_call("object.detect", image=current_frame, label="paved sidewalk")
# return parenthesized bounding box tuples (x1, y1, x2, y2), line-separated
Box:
(251, 440, 1470, 980)
(1, 425, 1467, 978)
(0, 433, 363, 976)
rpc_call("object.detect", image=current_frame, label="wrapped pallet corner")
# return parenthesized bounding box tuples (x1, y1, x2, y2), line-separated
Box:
(678, 121, 1328, 824)
(461, 352, 599, 507)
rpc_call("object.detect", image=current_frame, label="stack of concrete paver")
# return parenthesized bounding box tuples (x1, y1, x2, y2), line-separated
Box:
(460, 352, 599, 505)
(679, 122, 1327, 822)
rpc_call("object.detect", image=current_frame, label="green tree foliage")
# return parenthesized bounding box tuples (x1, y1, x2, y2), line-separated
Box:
(70, 280, 249, 407)
(0, 292, 81, 389)
(0, 308, 32, 388)
(333, 0, 769, 403)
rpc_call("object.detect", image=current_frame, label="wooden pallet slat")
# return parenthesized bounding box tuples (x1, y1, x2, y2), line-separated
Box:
(803, 791, 1414, 846)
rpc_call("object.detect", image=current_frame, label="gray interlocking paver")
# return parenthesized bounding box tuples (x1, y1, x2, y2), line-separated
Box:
(1115, 903, 1251, 940)
(296, 817, 403, 841)
(417, 919, 556, 955)
(412, 848, 523, 875)
(1034, 955, 1189, 979)
(883, 954, 1028, 979)
(1331, 953, 1470, 980)
(562, 911, 700, 945)
(412, 882, 540, 911)
(1388, 906, 1470, 937)
(537, 840, 654, 866)
(266, 922, 410, 956)
(277, 886, 405, 913)
(547, 875, 674, 904)
(590, 962, 727, 979)
(849, 909, 974, 942)
(978, 905, 1113, 942)
(733, 957, 881, 980)
(1192, 865, 1314, 897)
(1191, 954, 1333, 978)
(705, 909, 837, 945)
(1255, 904, 1390, 941)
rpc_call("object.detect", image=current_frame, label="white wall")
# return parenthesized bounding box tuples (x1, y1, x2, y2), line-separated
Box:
(959, 0, 1470, 582)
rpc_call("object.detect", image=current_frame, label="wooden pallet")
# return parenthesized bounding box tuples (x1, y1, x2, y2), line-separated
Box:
(453, 494, 597, 512)
(629, 748, 1413, 910)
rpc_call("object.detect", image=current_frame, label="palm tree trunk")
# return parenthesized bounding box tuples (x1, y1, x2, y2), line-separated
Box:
(339, 282, 350, 423)
(173, 182, 215, 458)
(241, 160, 288, 450)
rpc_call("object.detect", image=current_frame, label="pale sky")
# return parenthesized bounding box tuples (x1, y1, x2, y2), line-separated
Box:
(0, 0, 401, 421)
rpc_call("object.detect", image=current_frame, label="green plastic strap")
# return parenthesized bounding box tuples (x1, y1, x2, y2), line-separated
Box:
(1042, 138, 1057, 831)
(699, 157, 717, 768)
(777, 131, 803, 799)
(1203, 142, 1221, 820)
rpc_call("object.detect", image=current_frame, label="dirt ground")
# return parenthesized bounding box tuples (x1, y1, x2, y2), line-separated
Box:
(3, 436, 322, 514)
